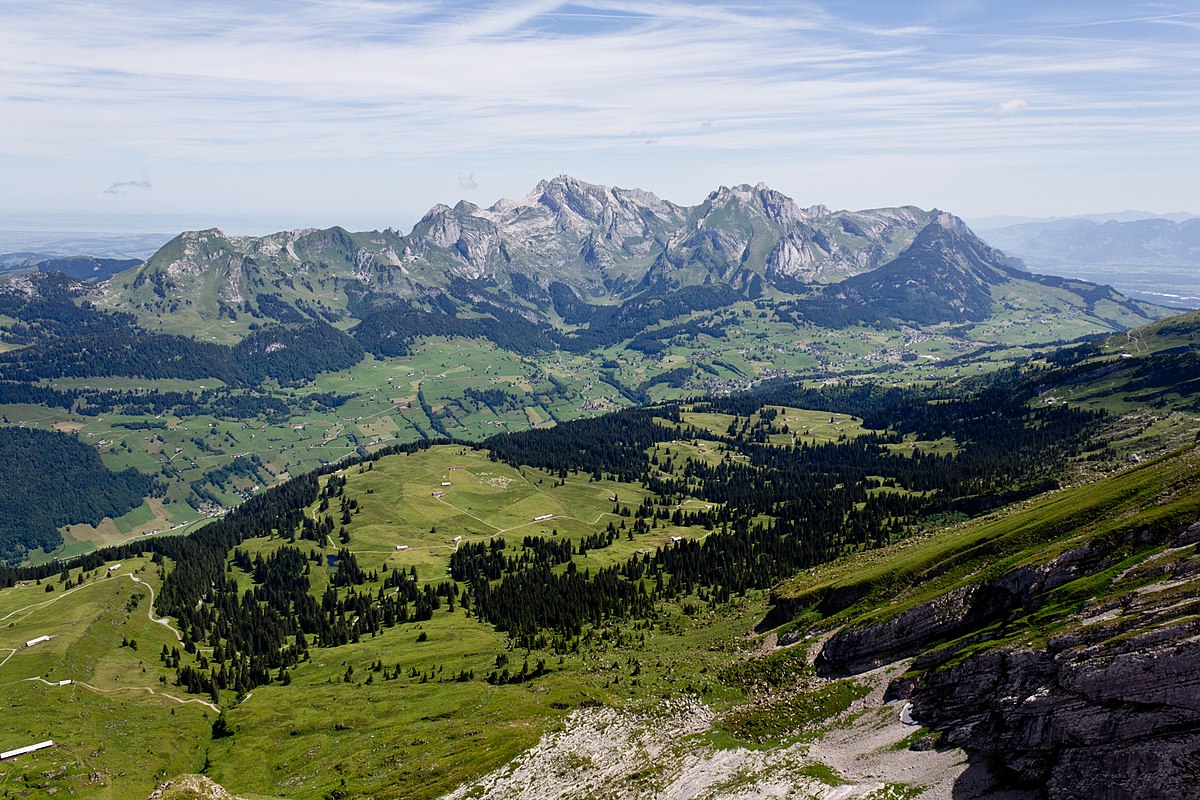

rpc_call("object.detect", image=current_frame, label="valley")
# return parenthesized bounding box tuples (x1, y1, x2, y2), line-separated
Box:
(0, 180, 1196, 800)
(0, 179, 1172, 564)
(1, 305, 1197, 797)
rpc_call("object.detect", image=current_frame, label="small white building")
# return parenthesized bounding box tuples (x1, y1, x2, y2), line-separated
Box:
(533, 514, 553, 522)
(1, 740, 54, 760)
(395, 545, 410, 551)
(24, 636, 51, 648)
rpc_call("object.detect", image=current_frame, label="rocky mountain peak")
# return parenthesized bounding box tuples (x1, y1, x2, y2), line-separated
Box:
(417, 203, 455, 225)
(181, 228, 228, 243)
(930, 209, 971, 233)
(497, 175, 677, 228)
(454, 199, 485, 215)
(701, 182, 809, 227)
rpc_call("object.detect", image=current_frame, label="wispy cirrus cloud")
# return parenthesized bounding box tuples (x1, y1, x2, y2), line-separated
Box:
(0, 1, 1196, 220)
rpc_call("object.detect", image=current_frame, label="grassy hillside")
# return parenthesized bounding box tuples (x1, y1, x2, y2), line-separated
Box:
(0, 557, 215, 798)
(0, 445, 875, 799)
(2, 321, 1198, 797)
(773, 443, 1200, 628)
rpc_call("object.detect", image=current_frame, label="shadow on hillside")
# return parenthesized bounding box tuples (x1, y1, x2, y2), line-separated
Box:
(951, 756, 1039, 800)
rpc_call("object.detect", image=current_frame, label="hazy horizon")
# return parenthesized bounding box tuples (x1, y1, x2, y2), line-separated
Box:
(2, 188, 1196, 245)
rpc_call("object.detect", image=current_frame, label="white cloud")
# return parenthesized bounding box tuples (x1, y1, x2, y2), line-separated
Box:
(103, 176, 153, 195)
(986, 98, 1031, 117)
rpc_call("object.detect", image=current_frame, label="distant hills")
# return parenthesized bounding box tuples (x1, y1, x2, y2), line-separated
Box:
(975, 216, 1200, 268)
(0, 253, 140, 281)
(972, 216, 1200, 308)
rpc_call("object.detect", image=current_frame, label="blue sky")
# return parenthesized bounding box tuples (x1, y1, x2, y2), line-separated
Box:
(1, 0, 1197, 234)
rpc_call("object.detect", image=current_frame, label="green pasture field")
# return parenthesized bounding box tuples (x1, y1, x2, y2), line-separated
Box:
(2, 287, 1170, 567)
(0, 558, 217, 799)
(0, 444, 813, 800)
(316, 446, 710, 576)
(6, 412, 1195, 797)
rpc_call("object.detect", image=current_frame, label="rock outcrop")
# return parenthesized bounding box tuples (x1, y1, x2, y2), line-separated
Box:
(816, 518, 1200, 798)
(147, 773, 243, 800)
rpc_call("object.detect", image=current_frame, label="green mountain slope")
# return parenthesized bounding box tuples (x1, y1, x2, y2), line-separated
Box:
(769, 442, 1200, 797)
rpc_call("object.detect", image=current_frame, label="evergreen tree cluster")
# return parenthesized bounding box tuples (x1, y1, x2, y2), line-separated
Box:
(0, 428, 157, 562)
(0, 272, 137, 344)
(0, 320, 363, 387)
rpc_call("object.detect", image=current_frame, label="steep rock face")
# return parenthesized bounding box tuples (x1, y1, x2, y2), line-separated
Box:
(783, 205, 930, 283)
(403, 178, 936, 294)
(899, 561, 1200, 799)
(408, 202, 507, 280)
(406, 176, 686, 293)
(652, 185, 928, 288)
(817, 517, 1200, 799)
(817, 521, 1155, 676)
(817, 585, 980, 675)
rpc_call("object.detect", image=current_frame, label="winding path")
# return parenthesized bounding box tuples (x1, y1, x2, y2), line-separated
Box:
(23, 676, 219, 714)
(127, 575, 184, 642)
(1, 568, 211, 716)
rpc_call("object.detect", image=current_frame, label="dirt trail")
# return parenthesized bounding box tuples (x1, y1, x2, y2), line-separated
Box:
(1, 567, 211, 718)
(128, 575, 184, 642)
(24, 676, 219, 714)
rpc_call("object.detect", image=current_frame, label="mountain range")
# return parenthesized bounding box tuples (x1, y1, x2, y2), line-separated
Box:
(97, 176, 1160, 341)
(0, 176, 1176, 568)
